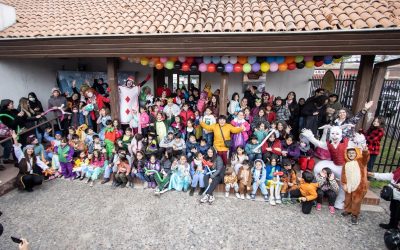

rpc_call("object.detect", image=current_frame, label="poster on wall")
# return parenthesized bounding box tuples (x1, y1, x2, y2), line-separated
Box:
(57, 71, 136, 94)
(242, 72, 266, 93)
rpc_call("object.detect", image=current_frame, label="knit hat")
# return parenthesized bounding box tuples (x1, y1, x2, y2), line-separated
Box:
(55, 131, 62, 136)
(51, 87, 61, 94)
(23, 144, 35, 152)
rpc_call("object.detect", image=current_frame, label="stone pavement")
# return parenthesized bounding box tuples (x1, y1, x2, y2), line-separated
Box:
(0, 180, 389, 249)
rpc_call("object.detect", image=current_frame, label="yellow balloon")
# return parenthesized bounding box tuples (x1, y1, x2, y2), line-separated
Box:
(140, 57, 149, 66)
(333, 58, 343, 63)
(305, 61, 315, 68)
(260, 62, 270, 72)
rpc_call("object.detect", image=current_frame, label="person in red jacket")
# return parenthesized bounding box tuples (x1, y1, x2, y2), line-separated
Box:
(265, 103, 276, 124)
(365, 116, 385, 172)
(179, 103, 195, 127)
(156, 84, 172, 98)
(261, 132, 282, 163)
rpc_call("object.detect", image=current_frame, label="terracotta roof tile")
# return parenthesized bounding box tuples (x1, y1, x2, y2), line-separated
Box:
(0, 0, 399, 38)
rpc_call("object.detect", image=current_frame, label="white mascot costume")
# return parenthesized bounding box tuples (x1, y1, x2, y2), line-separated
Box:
(301, 124, 366, 209)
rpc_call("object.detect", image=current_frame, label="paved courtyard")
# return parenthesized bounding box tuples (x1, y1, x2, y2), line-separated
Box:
(0, 180, 389, 249)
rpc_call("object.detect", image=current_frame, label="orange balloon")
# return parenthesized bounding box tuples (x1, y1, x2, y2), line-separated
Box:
(238, 56, 247, 64)
(285, 56, 295, 64)
(151, 57, 160, 63)
(278, 63, 288, 72)
(155, 62, 164, 70)
(169, 57, 178, 62)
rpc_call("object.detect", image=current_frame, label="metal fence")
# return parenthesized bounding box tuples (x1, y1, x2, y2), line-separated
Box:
(309, 75, 400, 172)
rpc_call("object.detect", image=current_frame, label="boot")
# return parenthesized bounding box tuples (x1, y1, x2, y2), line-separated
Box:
(199, 188, 205, 195)
(189, 187, 195, 196)
(101, 178, 110, 184)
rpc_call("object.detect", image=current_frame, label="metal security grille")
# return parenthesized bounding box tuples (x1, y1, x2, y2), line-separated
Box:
(309, 76, 400, 172)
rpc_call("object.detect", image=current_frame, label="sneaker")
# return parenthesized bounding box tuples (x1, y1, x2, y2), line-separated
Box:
(250, 194, 256, 201)
(154, 190, 160, 195)
(270, 198, 276, 206)
(329, 206, 335, 214)
(235, 193, 241, 199)
(341, 211, 351, 217)
(225, 192, 229, 198)
(86, 178, 91, 183)
(189, 188, 195, 196)
(264, 195, 269, 202)
(200, 194, 210, 203)
(143, 181, 148, 189)
(316, 203, 322, 211)
(89, 181, 94, 187)
(101, 178, 110, 184)
(240, 194, 245, 200)
(246, 194, 251, 200)
(275, 199, 282, 204)
(148, 182, 152, 188)
(208, 195, 215, 204)
(351, 215, 359, 225)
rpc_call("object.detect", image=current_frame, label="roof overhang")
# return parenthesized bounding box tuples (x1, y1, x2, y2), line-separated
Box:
(0, 29, 400, 58)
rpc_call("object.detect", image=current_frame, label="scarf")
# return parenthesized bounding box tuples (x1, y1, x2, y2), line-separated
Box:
(393, 167, 400, 183)
(345, 160, 361, 193)
(58, 145, 70, 163)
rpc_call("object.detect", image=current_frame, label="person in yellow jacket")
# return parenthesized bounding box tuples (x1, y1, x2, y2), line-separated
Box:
(200, 115, 244, 164)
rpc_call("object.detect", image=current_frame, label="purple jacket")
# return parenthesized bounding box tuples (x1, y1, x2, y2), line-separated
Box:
(54, 145, 74, 163)
(281, 141, 300, 160)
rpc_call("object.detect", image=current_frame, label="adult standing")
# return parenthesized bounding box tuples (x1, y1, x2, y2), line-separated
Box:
(200, 148, 225, 204)
(28, 92, 44, 115)
(368, 167, 400, 229)
(206, 95, 219, 118)
(92, 78, 109, 97)
(244, 85, 258, 109)
(301, 95, 327, 136)
(285, 91, 300, 138)
(47, 87, 67, 131)
(200, 115, 243, 165)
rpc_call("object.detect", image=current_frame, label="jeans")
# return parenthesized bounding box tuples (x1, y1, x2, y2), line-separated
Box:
(204, 132, 213, 146)
(248, 153, 262, 162)
(367, 154, 377, 172)
(1, 140, 12, 159)
(251, 181, 268, 195)
(191, 173, 205, 188)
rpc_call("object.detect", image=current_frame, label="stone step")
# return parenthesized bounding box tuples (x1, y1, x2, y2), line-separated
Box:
(0, 163, 19, 196)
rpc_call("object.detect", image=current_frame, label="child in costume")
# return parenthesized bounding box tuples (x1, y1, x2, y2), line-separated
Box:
(231, 146, 249, 174)
(55, 138, 74, 179)
(316, 167, 339, 214)
(168, 155, 191, 192)
(280, 159, 298, 203)
(155, 113, 168, 143)
(143, 132, 158, 158)
(189, 152, 205, 196)
(298, 135, 315, 172)
(144, 154, 161, 189)
(341, 145, 369, 225)
(121, 127, 133, 152)
(245, 136, 261, 163)
(103, 120, 122, 158)
(289, 171, 319, 214)
(230, 111, 250, 152)
(265, 156, 282, 205)
(250, 159, 269, 202)
(224, 166, 239, 198)
(237, 160, 252, 200)
(73, 151, 89, 179)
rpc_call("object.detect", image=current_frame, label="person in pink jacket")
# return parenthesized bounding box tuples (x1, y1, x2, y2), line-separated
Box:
(139, 106, 150, 135)
(230, 111, 250, 153)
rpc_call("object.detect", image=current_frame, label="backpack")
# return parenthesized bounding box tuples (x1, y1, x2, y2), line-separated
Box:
(384, 229, 400, 250)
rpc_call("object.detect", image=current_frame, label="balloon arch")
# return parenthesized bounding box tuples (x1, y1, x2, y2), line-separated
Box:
(119, 55, 343, 73)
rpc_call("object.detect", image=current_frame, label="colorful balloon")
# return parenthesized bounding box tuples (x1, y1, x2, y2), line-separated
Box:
(174, 61, 182, 70)
(199, 63, 207, 72)
(296, 61, 305, 69)
(233, 63, 242, 73)
(270, 62, 279, 72)
(238, 56, 247, 64)
(229, 56, 238, 64)
(333, 58, 343, 63)
(203, 56, 212, 64)
(207, 63, 216, 73)
(305, 61, 315, 68)
(155, 62, 164, 70)
(165, 61, 174, 70)
(182, 63, 190, 71)
(195, 57, 203, 64)
(304, 56, 313, 62)
(285, 56, 295, 64)
(324, 56, 333, 61)
(216, 63, 225, 73)
(243, 63, 252, 73)
(212, 56, 221, 64)
(140, 57, 149, 66)
(275, 56, 285, 64)
(186, 57, 194, 64)
(133, 57, 141, 64)
(151, 57, 160, 63)
(248, 56, 257, 64)
(252, 63, 261, 72)
(266, 56, 276, 63)
(294, 56, 304, 63)
(260, 62, 270, 72)
(288, 63, 296, 70)
(178, 56, 186, 63)
(278, 63, 288, 72)
(148, 61, 155, 68)
(324, 59, 333, 64)
(313, 56, 324, 62)
(190, 63, 198, 72)
(221, 56, 230, 64)
(160, 57, 168, 63)
(314, 61, 324, 67)
(225, 63, 234, 73)
(169, 56, 178, 62)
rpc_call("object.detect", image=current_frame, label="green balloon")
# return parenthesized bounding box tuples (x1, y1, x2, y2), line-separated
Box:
(243, 63, 252, 73)
(295, 56, 304, 63)
(165, 61, 174, 70)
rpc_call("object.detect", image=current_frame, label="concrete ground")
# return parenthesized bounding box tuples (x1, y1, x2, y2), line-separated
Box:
(0, 180, 389, 250)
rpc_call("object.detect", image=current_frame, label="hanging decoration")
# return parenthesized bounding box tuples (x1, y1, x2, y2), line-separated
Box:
(121, 54, 343, 74)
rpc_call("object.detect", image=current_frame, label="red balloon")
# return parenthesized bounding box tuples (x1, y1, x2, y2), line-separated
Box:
(288, 63, 296, 70)
(234, 63, 243, 73)
(182, 63, 190, 71)
(186, 57, 194, 64)
(207, 63, 216, 72)
(314, 61, 324, 67)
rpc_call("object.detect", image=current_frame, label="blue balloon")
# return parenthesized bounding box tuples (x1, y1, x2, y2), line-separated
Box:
(212, 56, 221, 64)
(203, 56, 212, 64)
(225, 63, 234, 73)
(266, 56, 276, 63)
(275, 56, 285, 64)
(324, 59, 333, 64)
(248, 56, 257, 64)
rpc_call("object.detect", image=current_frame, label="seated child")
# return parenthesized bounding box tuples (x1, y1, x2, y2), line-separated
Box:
(159, 132, 174, 152)
(186, 134, 199, 160)
(237, 160, 252, 200)
(250, 159, 269, 202)
(198, 139, 210, 155)
(154, 149, 175, 194)
(280, 159, 298, 203)
(189, 152, 205, 196)
(224, 166, 239, 198)
(121, 128, 133, 152)
(130, 151, 147, 188)
(73, 151, 89, 179)
(245, 136, 261, 162)
(144, 133, 159, 158)
(168, 155, 191, 192)
(144, 154, 161, 189)
(341, 145, 369, 225)
(289, 171, 319, 214)
(83, 149, 107, 187)
(114, 155, 131, 188)
(265, 156, 282, 205)
(88, 135, 103, 154)
(316, 167, 339, 214)
(130, 133, 144, 156)
(171, 134, 186, 157)
(231, 146, 249, 174)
